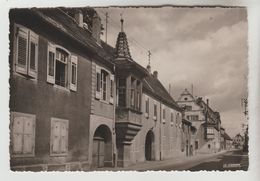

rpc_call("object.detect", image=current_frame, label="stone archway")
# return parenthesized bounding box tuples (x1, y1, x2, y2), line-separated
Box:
(92, 125, 112, 168)
(145, 130, 155, 161)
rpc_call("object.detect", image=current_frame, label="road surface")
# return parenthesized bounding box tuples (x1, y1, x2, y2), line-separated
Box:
(151, 150, 248, 171)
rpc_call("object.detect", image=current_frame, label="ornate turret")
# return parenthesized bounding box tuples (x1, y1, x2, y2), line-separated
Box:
(115, 15, 132, 60)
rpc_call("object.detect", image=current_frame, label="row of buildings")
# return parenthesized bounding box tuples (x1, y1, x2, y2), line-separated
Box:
(9, 7, 232, 171)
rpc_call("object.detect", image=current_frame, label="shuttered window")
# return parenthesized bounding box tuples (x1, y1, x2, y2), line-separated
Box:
(17, 36, 27, 67)
(11, 112, 35, 157)
(70, 55, 78, 91)
(14, 24, 38, 78)
(50, 118, 69, 156)
(95, 65, 101, 99)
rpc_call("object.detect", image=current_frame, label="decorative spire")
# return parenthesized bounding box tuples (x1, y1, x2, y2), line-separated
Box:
(146, 50, 151, 73)
(120, 13, 124, 32)
(115, 14, 132, 60)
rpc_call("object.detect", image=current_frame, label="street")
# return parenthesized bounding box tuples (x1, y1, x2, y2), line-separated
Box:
(151, 150, 248, 171)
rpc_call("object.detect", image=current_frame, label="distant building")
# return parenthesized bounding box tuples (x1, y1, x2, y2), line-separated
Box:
(177, 89, 222, 154)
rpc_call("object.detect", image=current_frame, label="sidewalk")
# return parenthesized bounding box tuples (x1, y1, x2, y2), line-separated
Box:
(91, 150, 228, 171)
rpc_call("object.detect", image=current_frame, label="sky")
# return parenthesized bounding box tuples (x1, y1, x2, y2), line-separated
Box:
(95, 7, 248, 138)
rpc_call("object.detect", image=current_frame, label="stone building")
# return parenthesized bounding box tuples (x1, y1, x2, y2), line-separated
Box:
(9, 8, 117, 171)
(111, 18, 190, 167)
(177, 89, 222, 154)
(9, 7, 197, 171)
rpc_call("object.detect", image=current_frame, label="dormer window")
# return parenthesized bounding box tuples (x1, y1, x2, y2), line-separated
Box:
(184, 97, 188, 101)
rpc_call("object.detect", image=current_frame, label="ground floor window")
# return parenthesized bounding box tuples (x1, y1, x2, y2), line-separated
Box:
(50, 118, 69, 156)
(10, 112, 36, 157)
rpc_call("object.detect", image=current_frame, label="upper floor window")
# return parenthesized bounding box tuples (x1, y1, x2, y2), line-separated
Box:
(145, 96, 149, 118)
(207, 127, 214, 135)
(170, 111, 174, 125)
(10, 112, 36, 157)
(186, 105, 192, 111)
(14, 24, 38, 79)
(47, 43, 78, 91)
(162, 106, 166, 123)
(153, 102, 158, 120)
(95, 65, 114, 104)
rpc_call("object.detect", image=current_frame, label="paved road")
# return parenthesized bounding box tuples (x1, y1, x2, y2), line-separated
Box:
(152, 150, 248, 171)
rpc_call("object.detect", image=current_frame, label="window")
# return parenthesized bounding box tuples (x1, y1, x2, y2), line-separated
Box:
(163, 108, 166, 120)
(101, 70, 108, 101)
(130, 77, 136, 108)
(50, 118, 69, 156)
(207, 127, 214, 134)
(186, 105, 192, 111)
(170, 111, 174, 125)
(118, 78, 126, 107)
(95, 65, 114, 103)
(109, 75, 114, 104)
(47, 43, 78, 91)
(10, 112, 35, 157)
(195, 141, 199, 150)
(14, 24, 38, 78)
(190, 115, 199, 121)
(145, 96, 149, 118)
(153, 102, 157, 120)
(184, 97, 188, 101)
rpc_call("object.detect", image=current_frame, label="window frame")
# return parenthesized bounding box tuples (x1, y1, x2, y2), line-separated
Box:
(10, 112, 36, 158)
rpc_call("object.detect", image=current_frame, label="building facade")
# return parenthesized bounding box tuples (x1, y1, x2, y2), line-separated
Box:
(177, 89, 222, 154)
(9, 8, 117, 171)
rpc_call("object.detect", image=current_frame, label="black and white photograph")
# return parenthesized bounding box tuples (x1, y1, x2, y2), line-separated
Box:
(7, 5, 250, 172)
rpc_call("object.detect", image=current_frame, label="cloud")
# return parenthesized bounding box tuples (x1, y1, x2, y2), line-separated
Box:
(96, 7, 248, 137)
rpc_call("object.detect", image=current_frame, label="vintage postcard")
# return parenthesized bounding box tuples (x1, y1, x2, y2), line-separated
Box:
(8, 5, 249, 172)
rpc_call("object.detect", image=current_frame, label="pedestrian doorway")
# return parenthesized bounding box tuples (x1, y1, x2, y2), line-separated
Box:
(92, 125, 112, 168)
(145, 130, 155, 161)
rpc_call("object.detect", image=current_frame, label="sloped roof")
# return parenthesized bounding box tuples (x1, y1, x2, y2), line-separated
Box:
(15, 8, 115, 68)
(115, 31, 132, 60)
(143, 74, 181, 111)
(224, 132, 232, 140)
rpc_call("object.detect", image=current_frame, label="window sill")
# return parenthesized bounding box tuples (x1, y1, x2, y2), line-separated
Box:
(53, 84, 70, 92)
(50, 152, 68, 157)
(11, 153, 35, 158)
(13, 71, 38, 82)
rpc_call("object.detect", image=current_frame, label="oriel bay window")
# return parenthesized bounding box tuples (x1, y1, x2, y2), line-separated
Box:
(118, 78, 126, 107)
(47, 43, 78, 91)
(14, 24, 38, 79)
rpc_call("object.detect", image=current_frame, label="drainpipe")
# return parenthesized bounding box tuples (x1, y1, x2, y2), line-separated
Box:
(159, 100, 162, 161)
(113, 65, 117, 167)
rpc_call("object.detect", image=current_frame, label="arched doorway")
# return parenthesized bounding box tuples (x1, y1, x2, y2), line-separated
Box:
(92, 125, 112, 168)
(145, 130, 155, 161)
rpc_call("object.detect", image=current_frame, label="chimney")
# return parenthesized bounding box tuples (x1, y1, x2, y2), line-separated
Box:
(92, 12, 101, 44)
(74, 9, 83, 28)
(146, 65, 151, 74)
(153, 71, 158, 79)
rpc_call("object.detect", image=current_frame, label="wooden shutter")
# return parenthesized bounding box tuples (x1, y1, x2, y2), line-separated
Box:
(16, 26, 29, 74)
(60, 121, 68, 153)
(47, 43, 56, 84)
(12, 117, 24, 154)
(51, 120, 61, 154)
(70, 55, 78, 91)
(23, 117, 35, 154)
(28, 31, 38, 78)
(109, 74, 114, 104)
(95, 65, 101, 99)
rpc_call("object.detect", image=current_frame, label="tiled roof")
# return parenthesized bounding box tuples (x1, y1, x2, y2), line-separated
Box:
(115, 32, 132, 60)
(143, 74, 181, 111)
(27, 8, 114, 67)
